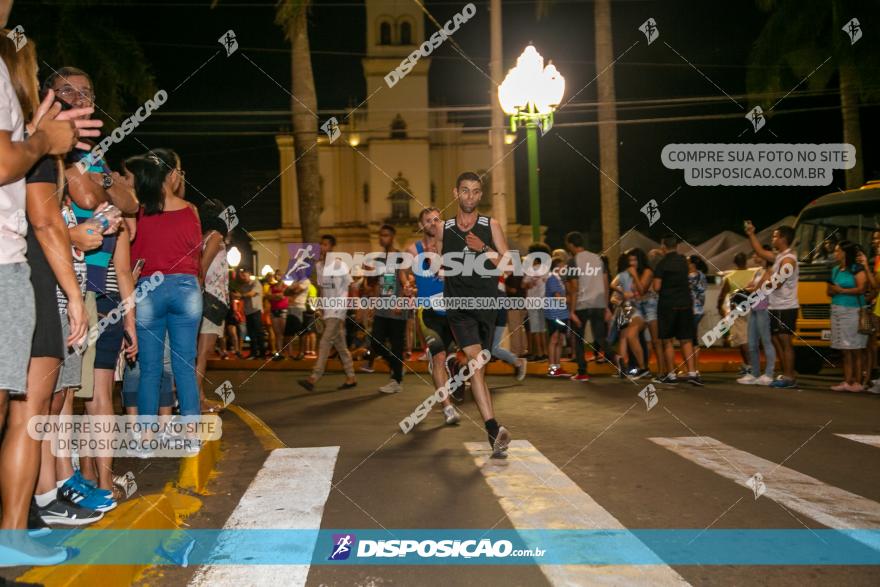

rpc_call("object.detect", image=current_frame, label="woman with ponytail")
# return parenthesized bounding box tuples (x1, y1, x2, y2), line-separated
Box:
(127, 149, 202, 418)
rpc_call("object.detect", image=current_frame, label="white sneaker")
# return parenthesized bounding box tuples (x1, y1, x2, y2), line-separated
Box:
(867, 381, 880, 395)
(736, 374, 758, 385)
(491, 426, 511, 459)
(515, 359, 528, 381)
(755, 374, 774, 386)
(443, 405, 460, 425)
(378, 380, 402, 394)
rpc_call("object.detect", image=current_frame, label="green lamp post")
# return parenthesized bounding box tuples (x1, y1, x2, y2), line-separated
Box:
(498, 45, 565, 243)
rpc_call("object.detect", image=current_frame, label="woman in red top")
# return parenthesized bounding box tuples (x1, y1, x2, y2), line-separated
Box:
(266, 270, 289, 360)
(127, 149, 202, 417)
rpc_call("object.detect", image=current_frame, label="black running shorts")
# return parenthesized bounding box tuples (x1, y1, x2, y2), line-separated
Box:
(447, 309, 497, 351)
(418, 308, 454, 356)
(658, 306, 695, 341)
(769, 308, 798, 335)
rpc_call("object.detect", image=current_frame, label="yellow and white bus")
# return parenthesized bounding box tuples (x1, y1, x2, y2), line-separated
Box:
(791, 181, 880, 373)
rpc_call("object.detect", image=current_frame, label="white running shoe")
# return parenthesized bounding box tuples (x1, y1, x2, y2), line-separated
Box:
(515, 358, 528, 381)
(491, 426, 511, 459)
(867, 381, 880, 394)
(755, 374, 774, 386)
(736, 374, 758, 385)
(378, 380, 402, 394)
(443, 405, 460, 425)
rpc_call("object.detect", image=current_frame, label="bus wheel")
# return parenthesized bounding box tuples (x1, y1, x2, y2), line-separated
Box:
(794, 347, 824, 375)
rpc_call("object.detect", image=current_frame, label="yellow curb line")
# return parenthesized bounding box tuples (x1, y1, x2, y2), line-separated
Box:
(17, 438, 222, 587)
(16, 405, 286, 586)
(225, 404, 287, 450)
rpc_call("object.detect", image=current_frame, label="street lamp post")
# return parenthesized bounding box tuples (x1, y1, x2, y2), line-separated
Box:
(498, 45, 565, 243)
(227, 246, 242, 269)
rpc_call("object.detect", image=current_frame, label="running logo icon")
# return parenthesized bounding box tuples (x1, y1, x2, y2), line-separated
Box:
(638, 383, 659, 411)
(745, 472, 766, 499)
(220, 205, 238, 232)
(6, 26, 26, 52)
(328, 533, 356, 560)
(746, 105, 765, 133)
(285, 243, 319, 281)
(321, 117, 341, 143)
(640, 199, 660, 226)
(842, 18, 862, 45)
(219, 30, 238, 56)
(214, 380, 235, 407)
(639, 18, 659, 45)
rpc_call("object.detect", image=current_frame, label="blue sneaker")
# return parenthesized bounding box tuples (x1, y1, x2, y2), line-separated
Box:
(59, 478, 117, 512)
(769, 377, 796, 389)
(72, 470, 112, 499)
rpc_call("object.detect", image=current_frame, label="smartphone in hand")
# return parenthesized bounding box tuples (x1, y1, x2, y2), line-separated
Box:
(122, 331, 136, 367)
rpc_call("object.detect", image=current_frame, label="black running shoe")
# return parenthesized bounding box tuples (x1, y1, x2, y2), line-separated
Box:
(28, 499, 51, 537)
(631, 368, 652, 380)
(652, 374, 679, 385)
(38, 499, 103, 526)
(687, 374, 705, 387)
(298, 378, 315, 392)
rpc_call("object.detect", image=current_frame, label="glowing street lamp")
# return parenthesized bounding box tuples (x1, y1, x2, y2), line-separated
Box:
(498, 45, 565, 242)
(226, 246, 242, 269)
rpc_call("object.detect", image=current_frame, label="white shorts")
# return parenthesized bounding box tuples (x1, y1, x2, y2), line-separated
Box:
(200, 317, 224, 336)
(528, 309, 546, 333)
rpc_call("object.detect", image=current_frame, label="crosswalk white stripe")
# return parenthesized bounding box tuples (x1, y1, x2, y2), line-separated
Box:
(836, 434, 880, 449)
(189, 446, 339, 587)
(651, 436, 880, 550)
(466, 439, 689, 586)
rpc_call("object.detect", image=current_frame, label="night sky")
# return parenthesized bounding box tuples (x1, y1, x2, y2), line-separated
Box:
(13, 0, 880, 252)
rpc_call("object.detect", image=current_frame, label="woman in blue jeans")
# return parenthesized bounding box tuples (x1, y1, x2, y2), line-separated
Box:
(738, 248, 776, 385)
(127, 149, 203, 416)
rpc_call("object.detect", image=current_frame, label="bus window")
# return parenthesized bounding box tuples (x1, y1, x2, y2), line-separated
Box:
(795, 212, 879, 264)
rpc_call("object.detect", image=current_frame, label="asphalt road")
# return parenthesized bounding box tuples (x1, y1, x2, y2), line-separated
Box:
(163, 367, 880, 587)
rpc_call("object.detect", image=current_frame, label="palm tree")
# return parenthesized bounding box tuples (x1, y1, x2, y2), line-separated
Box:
(749, 0, 878, 188)
(593, 0, 620, 259)
(275, 1, 321, 245)
(212, 0, 322, 244)
(537, 0, 620, 257)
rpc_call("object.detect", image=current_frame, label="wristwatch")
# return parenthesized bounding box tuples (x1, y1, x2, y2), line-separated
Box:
(102, 173, 114, 190)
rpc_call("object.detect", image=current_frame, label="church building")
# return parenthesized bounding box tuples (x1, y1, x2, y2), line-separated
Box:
(249, 0, 527, 268)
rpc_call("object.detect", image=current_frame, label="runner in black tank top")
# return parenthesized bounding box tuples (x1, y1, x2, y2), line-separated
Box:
(441, 171, 513, 458)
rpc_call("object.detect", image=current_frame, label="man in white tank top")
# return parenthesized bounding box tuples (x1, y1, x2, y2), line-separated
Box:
(746, 222, 799, 388)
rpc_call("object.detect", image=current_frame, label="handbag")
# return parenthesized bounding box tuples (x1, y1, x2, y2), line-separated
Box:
(203, 291, 228, 326)
(615, 300, 635, 330)
(858, 301, 876, 335)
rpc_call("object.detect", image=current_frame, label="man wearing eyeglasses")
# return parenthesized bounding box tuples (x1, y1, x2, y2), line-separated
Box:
(40, 68, 140, 485)
(43, 67, 138, 215)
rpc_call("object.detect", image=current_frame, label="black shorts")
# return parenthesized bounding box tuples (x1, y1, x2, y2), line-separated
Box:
(419, 309, 454, 356)
(769, 308, 798, 335)
(546, 317, 568, 335)
(27, 235, 63, 359)
(658, 306, 695, 341)
(302, 311, 316, 333)
(95, 294, 125, 370)
(284, 312, 303, 336)
(447, 309, 497, 351)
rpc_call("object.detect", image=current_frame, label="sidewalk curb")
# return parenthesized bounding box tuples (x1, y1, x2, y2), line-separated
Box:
(178, 438, 222, 495)
(17, 439, 223, 586)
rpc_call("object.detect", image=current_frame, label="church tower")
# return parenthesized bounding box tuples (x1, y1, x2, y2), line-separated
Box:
(361, 0, 432, 224)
